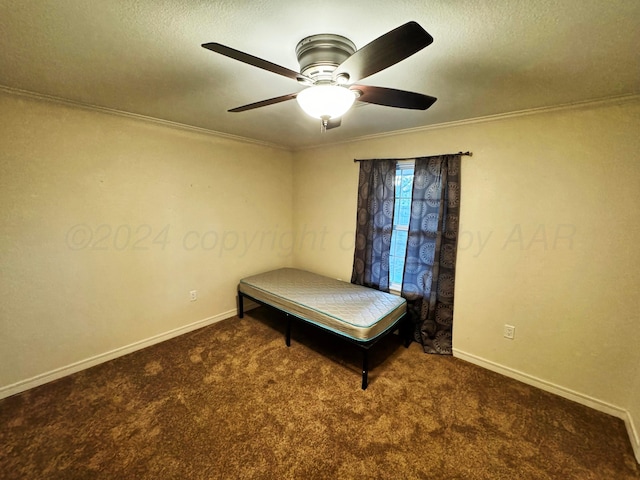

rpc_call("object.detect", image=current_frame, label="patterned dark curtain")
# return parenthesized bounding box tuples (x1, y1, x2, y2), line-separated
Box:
(402, 155, 461, 354)
(351, 159, 397, 292)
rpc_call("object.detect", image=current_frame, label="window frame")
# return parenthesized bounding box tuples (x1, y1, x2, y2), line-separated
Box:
(389, 159, 415, 294)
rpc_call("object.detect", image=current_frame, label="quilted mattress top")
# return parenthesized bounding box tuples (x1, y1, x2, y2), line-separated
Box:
(239, 268, 406, 341)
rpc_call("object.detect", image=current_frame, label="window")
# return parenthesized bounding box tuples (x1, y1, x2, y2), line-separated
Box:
(389, 160, 415, 291)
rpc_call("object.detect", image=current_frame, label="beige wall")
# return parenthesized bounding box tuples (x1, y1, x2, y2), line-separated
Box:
(291, 99, 640, 451)
(1, 87, 638, 459)
(0, 91, 293, 391)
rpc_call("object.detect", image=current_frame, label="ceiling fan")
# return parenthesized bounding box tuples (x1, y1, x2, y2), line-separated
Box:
(202, 21, 437, 131)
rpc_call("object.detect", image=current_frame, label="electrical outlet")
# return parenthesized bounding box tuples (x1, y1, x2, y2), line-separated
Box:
(190, 290, 197, 302)
(504, 324, 515, 340)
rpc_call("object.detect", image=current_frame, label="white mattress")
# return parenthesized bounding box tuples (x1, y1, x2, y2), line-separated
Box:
(239, 268, 406, 342)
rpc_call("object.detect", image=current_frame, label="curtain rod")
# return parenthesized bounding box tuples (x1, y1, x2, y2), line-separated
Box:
(353, 151, 473, 162)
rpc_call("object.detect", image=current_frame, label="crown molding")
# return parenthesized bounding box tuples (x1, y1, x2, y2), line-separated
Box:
(0, 84, 289, 151)
(3, 84, 638, 153)
(294, 92, 640, 151)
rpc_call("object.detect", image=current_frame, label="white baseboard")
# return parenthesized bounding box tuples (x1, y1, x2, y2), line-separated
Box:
(627, 410, 640, 464)
(0, 307, 251, 400)
(7, 311, 635, 462)
(453, 348, 639, 464)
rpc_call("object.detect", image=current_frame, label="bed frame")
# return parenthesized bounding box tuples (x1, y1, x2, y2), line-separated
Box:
(237, 268, 409, 390)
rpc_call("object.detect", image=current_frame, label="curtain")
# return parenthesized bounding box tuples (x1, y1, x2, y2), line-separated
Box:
(351, 159, 397, 292)
(402, 155, 461, 354)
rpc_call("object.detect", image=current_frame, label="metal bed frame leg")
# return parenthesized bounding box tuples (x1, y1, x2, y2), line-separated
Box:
(285, 314, 292, 347)
(361, 349, 369, 390)
(400, 316, 411, 348)
(237, 290, 406, 390)
(403, 323, 411, 348)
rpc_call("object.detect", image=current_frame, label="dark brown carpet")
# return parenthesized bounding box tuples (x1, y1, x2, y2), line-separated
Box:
(1, 307, 638, 479)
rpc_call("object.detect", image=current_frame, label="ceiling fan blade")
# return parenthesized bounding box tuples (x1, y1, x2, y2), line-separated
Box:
(353, 85, 437, 110)
(333, 22, 433, 83)
(202, 42, 310, 83)
(228, 93, 298, 112)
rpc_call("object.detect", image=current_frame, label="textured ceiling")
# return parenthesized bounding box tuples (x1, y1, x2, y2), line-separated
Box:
(1, 0, 639, 149)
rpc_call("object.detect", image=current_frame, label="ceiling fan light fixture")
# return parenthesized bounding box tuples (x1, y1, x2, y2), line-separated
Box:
(296, 85, 356, 120)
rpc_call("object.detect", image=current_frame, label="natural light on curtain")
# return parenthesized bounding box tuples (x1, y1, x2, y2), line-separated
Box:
(351, 159, 396, 292)
(351, 154, 461, 355)
(402, 155, 461, 354)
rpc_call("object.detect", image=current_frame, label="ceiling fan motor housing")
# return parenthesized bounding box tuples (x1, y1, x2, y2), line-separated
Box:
(295, 34, 356, 82)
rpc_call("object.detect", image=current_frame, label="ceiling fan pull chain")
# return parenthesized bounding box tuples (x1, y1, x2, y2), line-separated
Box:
(321, 116, 329, 133)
